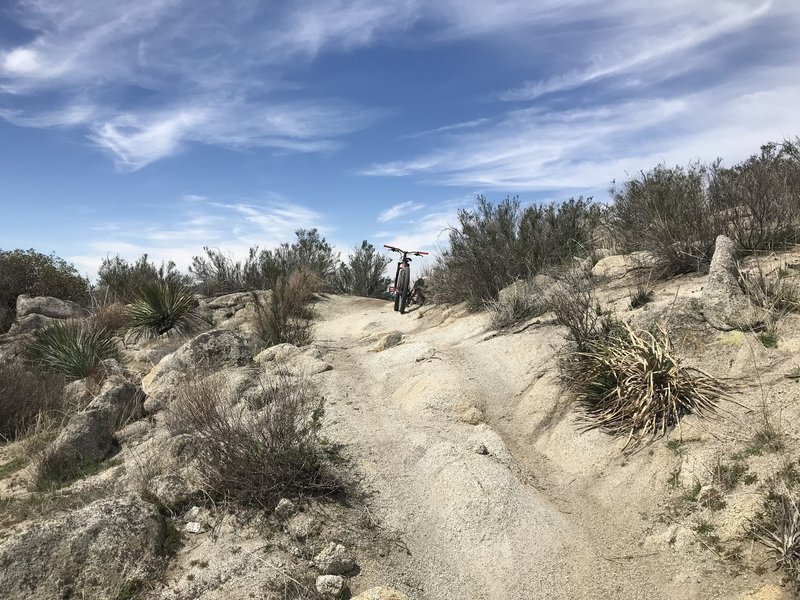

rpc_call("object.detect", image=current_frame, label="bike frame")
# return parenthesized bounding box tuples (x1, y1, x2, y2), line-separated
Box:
(383, 245, 428, 313)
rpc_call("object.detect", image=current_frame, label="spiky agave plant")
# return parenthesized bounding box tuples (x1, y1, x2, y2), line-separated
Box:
(568, 323, 727, 449)
(126, 281, 202, 342)
(25, 319, 118, 380)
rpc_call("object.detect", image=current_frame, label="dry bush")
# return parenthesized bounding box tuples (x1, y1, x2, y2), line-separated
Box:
(0, 359, 65, 441)
(565, 324, 727, 450)
(610, 162, 722, 276)
(253, 269, 318, 347)
(549, 271, 602, 351)
(428, 195, 602, 308)
(166, 369, 341, 507)
(89, 301, 129, 334)
(484, 283, 548, 330)
(751, 472, 800, 589)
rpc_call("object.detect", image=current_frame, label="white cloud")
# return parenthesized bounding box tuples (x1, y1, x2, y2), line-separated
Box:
(69, 195, 332, 279)
(377, 201, 425, 222)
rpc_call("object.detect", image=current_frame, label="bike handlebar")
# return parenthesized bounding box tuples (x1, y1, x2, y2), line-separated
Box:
(383, 244, 429, 256)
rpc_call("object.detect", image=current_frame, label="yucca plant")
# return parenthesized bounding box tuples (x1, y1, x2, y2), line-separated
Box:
(566, 324, 727, 449)
(25, 319, 118, 380)
(126, 281, 202, 342)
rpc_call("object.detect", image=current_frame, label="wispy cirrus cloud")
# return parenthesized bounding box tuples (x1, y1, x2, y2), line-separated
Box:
(377, 201, 425, 222)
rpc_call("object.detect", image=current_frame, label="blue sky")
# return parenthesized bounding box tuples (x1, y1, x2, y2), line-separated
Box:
(1, 0, 799, 278)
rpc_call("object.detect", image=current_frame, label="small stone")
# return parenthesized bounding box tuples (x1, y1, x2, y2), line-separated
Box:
(461, 407, 484, 425)
(372, 331, 402, 352)
(316, 574, 345, 598)
(183, 506, 202, 522)
(475, 444, 489, 455)
(185, 521, 204, 534)
(287, 512, 321, 540)
(274, 498, 297, 520)
(313, 542, 355, 575)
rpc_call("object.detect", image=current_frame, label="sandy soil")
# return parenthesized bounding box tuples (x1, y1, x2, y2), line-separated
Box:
(312, 293, 787, 599)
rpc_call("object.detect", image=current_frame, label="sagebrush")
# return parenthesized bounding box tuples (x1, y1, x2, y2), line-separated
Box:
(0, 359, 65, 441)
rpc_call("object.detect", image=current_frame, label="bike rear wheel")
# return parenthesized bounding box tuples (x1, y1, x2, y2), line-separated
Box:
(397, 269, 410, 314)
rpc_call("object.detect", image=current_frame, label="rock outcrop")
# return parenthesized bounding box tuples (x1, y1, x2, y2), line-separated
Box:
(701, 235, 768, 331)
(0, 494, 166, 600)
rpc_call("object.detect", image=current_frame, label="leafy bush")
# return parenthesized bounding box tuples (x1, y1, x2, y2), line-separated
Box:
(0, 249, 90, 333)
(253, 270, 317, 347)
(125, 281, 203, 342)
(24, 320, 118, 380)
(0, 359, 65, 441)
(565, 324, 726, 449)
(166, 369, 340, 506)
(428, 196, 602, 308)
(97, 254, 190, 303)
(335, 240, 391, 298)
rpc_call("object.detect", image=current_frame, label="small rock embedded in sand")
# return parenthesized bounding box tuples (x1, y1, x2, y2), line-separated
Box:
(461, 406, 484, 425)
(313, 542, 355, 575)
(475, 444, 489, 455)
(351, 587, 409, 600)
(287, 512, 321, 540)
(316, 574, 346, 598)
(274, 498, 297, 520)
(184, 521, 204, 534)
(741, 583, 791, 599)
(372, 331, 402, 352)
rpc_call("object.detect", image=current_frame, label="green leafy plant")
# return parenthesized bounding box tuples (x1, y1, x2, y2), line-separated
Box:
(335, 240, 391, 298)
(24, 320, 118, 380)
(566, 324, 727, 449)
(125, 281, 203, 342)
(0, 249, 90, 333)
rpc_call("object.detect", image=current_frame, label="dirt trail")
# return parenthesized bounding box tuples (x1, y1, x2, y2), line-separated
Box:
(313, 296, 763, 600)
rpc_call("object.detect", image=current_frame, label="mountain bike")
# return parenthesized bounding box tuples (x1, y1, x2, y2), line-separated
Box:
(383, 245, 429, 314)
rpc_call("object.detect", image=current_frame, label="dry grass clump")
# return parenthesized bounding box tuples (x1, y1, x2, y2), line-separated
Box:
(566, 324, 727, 449)
(253, 269, 319, 347)
(166, 369, 341, 507)
(0, 359, 65, 441)
(89, 301, 129, 334)
(751, 472, 800, 589)
(485, 283, 548, 330)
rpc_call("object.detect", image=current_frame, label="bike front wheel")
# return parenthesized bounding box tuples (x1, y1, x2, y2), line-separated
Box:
(397, 269, 410, 314)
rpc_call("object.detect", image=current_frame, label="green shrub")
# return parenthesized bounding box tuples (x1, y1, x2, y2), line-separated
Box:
(125, 281, 203, 342)
(565, 324, 726, 449)
(24, 320, 118, 380)
(166, 369, 340, 506)
(253, 270, 317, 347)
(0, 359, 65, 441)
(97, 254, 190, 303)
(428, 196, 602, 308)
(0, 249, 90, 333)
(335, 240, 391, 298)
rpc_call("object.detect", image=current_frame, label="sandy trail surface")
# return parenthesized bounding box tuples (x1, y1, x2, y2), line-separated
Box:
(312, 295, 770, 600)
